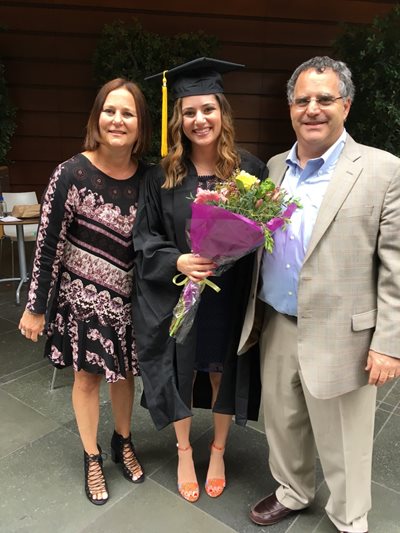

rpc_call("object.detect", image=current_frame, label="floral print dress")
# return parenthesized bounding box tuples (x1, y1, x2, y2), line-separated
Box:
(26, 153, 145, 383)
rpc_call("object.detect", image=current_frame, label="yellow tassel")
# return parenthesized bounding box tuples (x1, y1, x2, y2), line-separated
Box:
(161, 70, 168, 157)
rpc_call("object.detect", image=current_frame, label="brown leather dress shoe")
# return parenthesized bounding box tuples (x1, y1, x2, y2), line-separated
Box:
(249, 493, 297, 525)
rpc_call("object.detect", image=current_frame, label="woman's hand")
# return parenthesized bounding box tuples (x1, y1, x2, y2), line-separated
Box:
(19, 310, 46, 342)
(177, 253, 216, 283)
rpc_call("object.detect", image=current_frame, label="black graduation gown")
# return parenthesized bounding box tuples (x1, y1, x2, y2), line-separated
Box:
(133, 150, 268, 430)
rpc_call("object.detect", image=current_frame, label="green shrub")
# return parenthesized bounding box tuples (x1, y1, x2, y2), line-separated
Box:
(333, 5, 400, 156)
(93, 19, 219, 161)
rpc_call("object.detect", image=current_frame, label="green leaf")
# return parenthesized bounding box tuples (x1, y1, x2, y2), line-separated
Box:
(332, 5, 400, 156)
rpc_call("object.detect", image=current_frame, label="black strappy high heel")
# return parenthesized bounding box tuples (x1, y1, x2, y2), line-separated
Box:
(111, 430, 144, 483)
(84, 445, 109, 505)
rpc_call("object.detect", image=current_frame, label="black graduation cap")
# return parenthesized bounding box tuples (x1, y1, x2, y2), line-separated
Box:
(145, 57, 244, 99)
(145, 57, 245, 156)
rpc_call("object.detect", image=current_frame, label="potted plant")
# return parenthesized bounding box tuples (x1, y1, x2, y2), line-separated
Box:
(333, 5, 400, 156)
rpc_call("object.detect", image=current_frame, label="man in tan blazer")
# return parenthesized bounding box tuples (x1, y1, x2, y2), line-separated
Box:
(244, 56, 400, 533)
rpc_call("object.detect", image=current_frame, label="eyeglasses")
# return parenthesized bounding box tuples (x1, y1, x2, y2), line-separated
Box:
(292, 96, 344, 108)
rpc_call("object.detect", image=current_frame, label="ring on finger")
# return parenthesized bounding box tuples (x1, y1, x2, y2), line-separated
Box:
(21, 329, 26, 336)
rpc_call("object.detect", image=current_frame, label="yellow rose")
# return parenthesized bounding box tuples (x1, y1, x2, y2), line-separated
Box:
(235, 171, 260, 190)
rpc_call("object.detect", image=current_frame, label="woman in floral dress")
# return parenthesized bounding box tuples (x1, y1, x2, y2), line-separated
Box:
(19, 78, 151, 505)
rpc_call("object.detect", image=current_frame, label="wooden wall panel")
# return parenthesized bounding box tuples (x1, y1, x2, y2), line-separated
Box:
(0, 0, 397, 195)
(11, 86, 94, 112)
(0, 33, 97, 61)
(17, 111, 87, 138)
(5, 0, 396, 23)
(1, 7, 341, 47)
(4, 60, 93, 86)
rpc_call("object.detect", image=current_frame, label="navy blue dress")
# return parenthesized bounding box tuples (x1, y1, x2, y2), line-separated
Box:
(195, 175, 238, 374)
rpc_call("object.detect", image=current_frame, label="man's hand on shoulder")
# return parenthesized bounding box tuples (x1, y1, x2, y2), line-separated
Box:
(365, 349, 400, 386)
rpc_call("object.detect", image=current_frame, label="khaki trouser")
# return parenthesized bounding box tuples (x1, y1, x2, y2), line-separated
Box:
(260, 307, 376, 533)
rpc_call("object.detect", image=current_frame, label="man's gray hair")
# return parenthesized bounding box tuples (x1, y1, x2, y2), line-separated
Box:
(287, 56, 355, 103)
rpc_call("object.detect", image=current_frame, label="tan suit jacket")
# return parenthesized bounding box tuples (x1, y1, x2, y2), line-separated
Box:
(239, 135, 400, 399)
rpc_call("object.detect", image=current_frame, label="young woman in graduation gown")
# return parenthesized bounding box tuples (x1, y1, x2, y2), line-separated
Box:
(133, 58, 267, 502)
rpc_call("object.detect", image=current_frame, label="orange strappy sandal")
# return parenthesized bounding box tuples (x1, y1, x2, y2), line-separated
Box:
(205, 442, 226, 498)
(176, 444, 200, 502)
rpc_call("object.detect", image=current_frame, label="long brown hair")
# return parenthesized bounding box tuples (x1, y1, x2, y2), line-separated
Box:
(161, 93, 240, 188)
(84, 78, 151, 158)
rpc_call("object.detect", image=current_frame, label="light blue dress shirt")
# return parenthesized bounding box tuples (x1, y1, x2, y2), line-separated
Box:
(258, 130, 347, 316)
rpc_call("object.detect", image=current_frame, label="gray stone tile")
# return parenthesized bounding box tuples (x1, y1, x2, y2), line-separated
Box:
(0, 316, 18, 334)
(273, 407, 400, 533)
(0, 388, 59, 459)
(0, 358, 48, 384)
(313, 514, 351, 533)
(376, 380, 394, 402)
(379, 380, 400, 408)
(0, 426, 145, 533)
(0, 282, 17, 305)
(1, 276, 400, 533)
(0, 329, 46, 381)
(374, 406, 391, 437)
(0, 282, 29, 321)
(279, 482, 331, 533)
(367, 480, 400, 532)
(150, 423, 289, 533)
(64, 399, 128, 443)
(137, 404, 214, 467)
(379, 402, 396, 413)
(0, 297, 25, 324)
(124, 406, 205, 480)
(297, 480, 400, 533)
(2, 365, 78, 426)
(2, 364, 114, 427)
(81, 478, 236, 533)
(62, 378, 182, 477)
(372, 411, 400, 493)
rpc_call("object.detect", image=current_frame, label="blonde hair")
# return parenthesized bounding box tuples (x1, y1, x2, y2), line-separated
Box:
(161, 93, 240, 188)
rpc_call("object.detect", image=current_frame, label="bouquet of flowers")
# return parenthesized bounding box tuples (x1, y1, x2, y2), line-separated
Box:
(169, 170, 300, 343)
